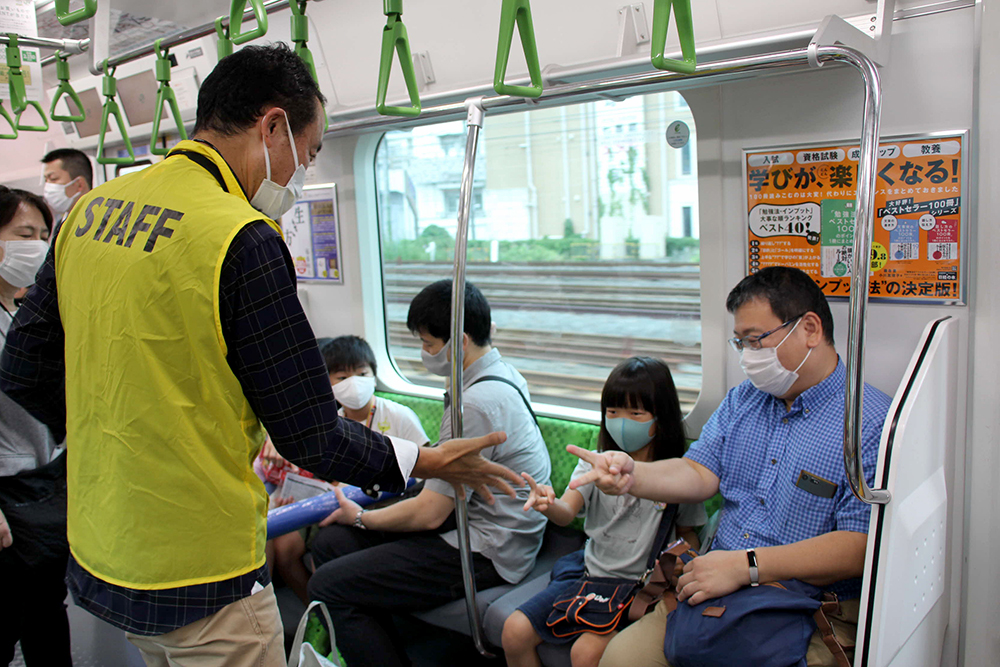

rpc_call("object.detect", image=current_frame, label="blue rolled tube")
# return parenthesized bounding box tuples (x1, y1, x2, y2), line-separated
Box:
(266, 478, 418, 538)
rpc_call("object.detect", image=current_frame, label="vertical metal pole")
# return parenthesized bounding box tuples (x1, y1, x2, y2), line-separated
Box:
(449, 96, 493, 656)
(837, 49, 892, 505)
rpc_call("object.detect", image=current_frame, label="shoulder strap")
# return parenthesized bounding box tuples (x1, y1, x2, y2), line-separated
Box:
(469, 375, 540, 426)
(169, 149, 230, 193)
(646, 503, 680, 571)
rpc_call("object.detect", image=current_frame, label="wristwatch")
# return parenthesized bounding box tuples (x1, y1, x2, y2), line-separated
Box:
(354, 509, 368, 530)
(746, 548, 760, 587)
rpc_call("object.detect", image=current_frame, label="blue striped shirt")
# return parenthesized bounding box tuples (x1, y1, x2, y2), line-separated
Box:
(685, 360, 891, 599)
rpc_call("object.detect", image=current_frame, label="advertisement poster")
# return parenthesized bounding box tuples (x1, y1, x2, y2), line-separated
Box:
(0, 0, 43, 104)
(280, 184, 343, 282)
(744, 133, 965, 303)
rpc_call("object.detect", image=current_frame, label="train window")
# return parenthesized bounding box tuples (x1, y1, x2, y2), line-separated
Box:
(374, 91, 701, 413)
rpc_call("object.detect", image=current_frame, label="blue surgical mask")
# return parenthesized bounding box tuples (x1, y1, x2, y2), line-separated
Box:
(605, 417, 656, 453)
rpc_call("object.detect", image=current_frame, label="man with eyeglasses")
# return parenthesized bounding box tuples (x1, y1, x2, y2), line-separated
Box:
(571, 266, 892, 667)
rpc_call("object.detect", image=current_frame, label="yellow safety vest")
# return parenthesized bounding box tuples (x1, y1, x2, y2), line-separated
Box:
(55, 140, 279, 589)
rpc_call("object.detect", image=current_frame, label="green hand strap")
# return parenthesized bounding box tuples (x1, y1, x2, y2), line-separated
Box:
(0, 101, 17, 139)
(96, 61, 135, 166)
(494, 0, 543, 99)
(215, 17, 233, 59)
(650, 0, 697, 74)
(228, 0, 269, 45)
(376, 0, 421, 118)
(50, 52, 86, 122)
(4, 34, 27, 115)
(15, 100, 49, 132)
(54, 0, 97, 26)
(150, 40, 188, 156)
(290, 0, 327, 131)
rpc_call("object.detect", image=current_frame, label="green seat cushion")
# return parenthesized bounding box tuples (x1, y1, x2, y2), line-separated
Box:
(375, 391, 443, 443)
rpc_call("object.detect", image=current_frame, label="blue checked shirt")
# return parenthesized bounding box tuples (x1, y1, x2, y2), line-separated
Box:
(685, 360, 891, 599)
(0, 215, 408, 635)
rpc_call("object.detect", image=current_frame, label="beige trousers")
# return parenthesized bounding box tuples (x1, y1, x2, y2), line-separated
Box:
(127, 583, 285, 667)
(599, 595, 860, 667)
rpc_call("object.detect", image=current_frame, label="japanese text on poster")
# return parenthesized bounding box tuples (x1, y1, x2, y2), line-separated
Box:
(280, 184, 343, 283)
(745, 134, 965, 302)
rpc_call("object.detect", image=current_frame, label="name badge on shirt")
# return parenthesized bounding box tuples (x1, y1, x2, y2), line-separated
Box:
(795, 470, 838, 499)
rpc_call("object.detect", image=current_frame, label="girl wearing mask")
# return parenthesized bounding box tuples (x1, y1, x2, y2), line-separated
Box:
(503, 357, 706, 667)
(0, 186, 70, 666)
(260, 335, 430, 603)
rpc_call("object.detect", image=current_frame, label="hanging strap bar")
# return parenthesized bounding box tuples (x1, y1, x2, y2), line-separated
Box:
(228, 0, 269, 45)
(96, 60, 135, 166)
(150, 40, 188, 156)
(449, 96, 493, 658)
(493, 0, 543, 98)
(15, 100, 49, 132)
(650, 0, 697, 74)
(376, 0, 421, 117)
(4, 33, 27, 114)
(54, 0, 97, 26)
(0, 101, 17, 140)
(50, 51, 86, 122)
(289, 0, 327, 131)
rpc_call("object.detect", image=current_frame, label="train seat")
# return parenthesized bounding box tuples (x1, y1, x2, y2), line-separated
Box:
(379, 390, 723, 664)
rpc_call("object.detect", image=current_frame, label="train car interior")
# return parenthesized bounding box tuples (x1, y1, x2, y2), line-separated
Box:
(0, 0, 996, 666)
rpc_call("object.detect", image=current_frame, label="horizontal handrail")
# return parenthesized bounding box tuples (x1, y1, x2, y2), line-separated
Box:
(38, 0, 291, 69)
(0, 33, 88, 53)
(327, 46, 856, 136)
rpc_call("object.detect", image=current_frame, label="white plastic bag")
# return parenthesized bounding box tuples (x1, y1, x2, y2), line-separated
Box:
(287, 600, 342, 667)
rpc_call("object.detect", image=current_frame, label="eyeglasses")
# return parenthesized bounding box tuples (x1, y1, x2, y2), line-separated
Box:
(728, 315, 805, 353)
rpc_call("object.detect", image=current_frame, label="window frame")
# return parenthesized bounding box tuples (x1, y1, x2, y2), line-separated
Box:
(352, 91, 724, 434)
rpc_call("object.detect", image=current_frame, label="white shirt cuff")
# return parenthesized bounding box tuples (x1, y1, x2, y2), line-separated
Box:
(388, 436, 419, 482)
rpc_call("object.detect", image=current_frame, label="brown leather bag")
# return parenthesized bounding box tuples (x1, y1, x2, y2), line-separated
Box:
(629, 538, 698, 621)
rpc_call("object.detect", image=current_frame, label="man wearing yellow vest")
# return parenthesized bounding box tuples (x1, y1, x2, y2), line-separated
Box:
(0, 44, 519, 666)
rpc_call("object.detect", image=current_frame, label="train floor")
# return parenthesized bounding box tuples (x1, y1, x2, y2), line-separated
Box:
(275, 584, 501, 666)
(8, 586, 502, 667)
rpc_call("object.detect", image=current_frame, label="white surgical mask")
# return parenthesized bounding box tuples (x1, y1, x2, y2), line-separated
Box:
(43, 179, 81, 215)
(739, 318, 812, 397)
(250, 110, 306, 220)
(0, 239, 48, 288)
(333, 375, 377, 411)
(421, 341, 452, 377)
(605, 416, 656, 453)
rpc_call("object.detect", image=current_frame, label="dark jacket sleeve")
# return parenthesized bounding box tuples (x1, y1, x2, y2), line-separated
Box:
(218, 221, 406, 492)
(0, 237, 67, 443)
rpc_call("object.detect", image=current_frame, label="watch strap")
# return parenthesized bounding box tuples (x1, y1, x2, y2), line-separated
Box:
(746, 548, 759, 587)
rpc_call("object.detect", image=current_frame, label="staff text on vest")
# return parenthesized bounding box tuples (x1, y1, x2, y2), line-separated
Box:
(76, 197, 184, 253)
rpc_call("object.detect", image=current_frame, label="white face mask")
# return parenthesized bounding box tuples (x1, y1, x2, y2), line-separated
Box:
(43, 179, 81, 215)
(333, 375, 377, 411)
(739, 318, 812, 397)
(0, 239, 48, 288)
(250, 110, 307, 220)
(421, 341, 452, 377)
